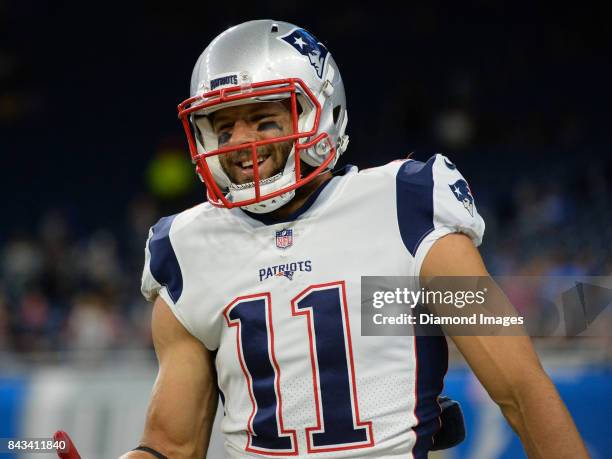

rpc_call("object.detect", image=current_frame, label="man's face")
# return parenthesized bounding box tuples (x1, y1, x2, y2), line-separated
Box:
(210, 101, 293, 185)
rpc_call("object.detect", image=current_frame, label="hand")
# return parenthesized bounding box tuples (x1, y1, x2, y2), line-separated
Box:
(54, 431, 81, 459)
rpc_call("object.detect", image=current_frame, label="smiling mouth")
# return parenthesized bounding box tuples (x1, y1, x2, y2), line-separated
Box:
(232, 155, 272, 180)
(237, 155, 268, 169)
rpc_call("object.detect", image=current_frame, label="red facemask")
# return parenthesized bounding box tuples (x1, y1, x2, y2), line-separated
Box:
(177, 78, 336, 209)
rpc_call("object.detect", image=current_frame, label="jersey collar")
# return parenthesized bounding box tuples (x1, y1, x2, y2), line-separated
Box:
(239, 164, 356, 226)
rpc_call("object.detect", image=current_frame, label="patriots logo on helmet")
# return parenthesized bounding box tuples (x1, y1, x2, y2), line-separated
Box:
(279, 28, 329, 79)
(444, 158, 457, 170)
(449, 179, 474, 217)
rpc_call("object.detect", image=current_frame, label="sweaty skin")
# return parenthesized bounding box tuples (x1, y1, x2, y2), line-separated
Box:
(119, 296, 217, 459)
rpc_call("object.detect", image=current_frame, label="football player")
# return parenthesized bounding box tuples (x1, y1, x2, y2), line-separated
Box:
(120, 20, 588, 458)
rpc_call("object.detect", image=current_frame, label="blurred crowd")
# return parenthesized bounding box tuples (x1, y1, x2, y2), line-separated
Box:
(481, 154, 611, 277)
(0, 196, 159, 357)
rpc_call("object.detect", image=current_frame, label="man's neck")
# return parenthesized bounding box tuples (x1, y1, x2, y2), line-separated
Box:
(263, 170, 333, 221)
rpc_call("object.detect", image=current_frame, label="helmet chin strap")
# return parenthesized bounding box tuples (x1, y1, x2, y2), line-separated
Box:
(228, 148, 298, 214)
(227, 128, 339, 214)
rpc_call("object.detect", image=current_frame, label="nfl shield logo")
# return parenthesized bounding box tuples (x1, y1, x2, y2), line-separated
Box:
(275, 228, 293, 249)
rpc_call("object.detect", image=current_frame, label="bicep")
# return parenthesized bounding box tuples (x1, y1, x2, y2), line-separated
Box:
(420, 232, 488, 277)
(141, 296, 218, 458)
(420, 233, 548, 404)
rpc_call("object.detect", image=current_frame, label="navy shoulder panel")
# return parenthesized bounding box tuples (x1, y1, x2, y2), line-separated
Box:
(396, 156, 436, 256)
(148, 214, 183, 303)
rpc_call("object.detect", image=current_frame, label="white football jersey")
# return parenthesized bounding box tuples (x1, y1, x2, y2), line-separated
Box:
(142, 154, 485, 458)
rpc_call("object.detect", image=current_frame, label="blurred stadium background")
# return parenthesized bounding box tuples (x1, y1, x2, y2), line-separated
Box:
(1, 1, 610, 458)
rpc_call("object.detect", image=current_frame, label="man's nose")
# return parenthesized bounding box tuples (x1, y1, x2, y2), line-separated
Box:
(227, 120, 257, 146)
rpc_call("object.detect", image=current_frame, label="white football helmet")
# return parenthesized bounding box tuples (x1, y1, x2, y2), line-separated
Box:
(177, 19, 349, 213)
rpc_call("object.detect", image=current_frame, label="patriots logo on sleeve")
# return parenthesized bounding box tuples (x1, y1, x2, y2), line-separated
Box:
(449, 179, 474, 217)
(279, 28, 329, 79)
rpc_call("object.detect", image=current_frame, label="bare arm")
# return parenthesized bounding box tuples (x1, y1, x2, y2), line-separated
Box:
(119, 296, 218, 459)
(421, 233, 589, 459)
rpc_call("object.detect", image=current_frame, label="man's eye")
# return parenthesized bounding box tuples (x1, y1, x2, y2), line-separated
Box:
(258, 121, 282, 131)
(218, 132, 231, 145)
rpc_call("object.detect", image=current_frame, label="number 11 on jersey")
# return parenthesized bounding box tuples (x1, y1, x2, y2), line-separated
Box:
(224, 281, 375, 456)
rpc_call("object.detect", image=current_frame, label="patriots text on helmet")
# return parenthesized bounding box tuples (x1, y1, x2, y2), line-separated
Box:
(210, 75, 239, 90)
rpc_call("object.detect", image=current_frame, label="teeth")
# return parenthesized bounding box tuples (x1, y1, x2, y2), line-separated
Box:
(240, 157, 267, 168)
